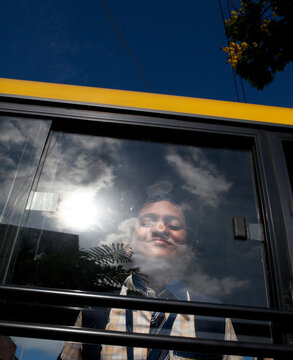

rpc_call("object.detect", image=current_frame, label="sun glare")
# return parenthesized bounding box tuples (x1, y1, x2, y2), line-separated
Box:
(58, 191, 100, 231)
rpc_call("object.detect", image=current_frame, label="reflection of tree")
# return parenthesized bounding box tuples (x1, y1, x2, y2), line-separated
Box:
(12, 243, 142, 291)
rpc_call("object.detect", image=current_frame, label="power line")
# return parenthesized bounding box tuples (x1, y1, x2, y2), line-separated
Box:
(218, 0, 240, 102)
(240, 77, 247, 103)
(99, 0, 152, 92)
(226, 0, 231, 14)
(226, 0, 247, 103)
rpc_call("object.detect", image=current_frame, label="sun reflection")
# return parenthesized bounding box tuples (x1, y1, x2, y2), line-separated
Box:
(58, 190, 100, 231)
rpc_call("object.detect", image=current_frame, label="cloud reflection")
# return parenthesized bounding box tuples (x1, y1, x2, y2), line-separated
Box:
(41, 135, 122, 233)
(105, 217, 136, 245)
(0, 120, 27, 145)
(186, 272, 249, 297)
(166, 148, 232, 207)
(0, 118, 50, 225)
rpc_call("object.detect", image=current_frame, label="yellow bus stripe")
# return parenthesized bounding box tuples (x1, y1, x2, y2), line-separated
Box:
(1, 78, 293, 126)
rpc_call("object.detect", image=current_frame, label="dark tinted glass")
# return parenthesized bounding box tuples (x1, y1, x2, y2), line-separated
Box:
(7, 131, 267, 307)
(0, 116, 51, 282)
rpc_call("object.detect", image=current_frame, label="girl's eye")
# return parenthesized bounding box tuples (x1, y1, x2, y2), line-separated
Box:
(168, 222, 182, 230)
(140, 219, 154, 227)
(169, 225, 180, 230)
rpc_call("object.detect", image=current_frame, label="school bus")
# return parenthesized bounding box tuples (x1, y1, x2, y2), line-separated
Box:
(1, 78, 293, 359)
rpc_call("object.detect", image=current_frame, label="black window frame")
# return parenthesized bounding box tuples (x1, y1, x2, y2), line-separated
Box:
(1, 94, 293, 358)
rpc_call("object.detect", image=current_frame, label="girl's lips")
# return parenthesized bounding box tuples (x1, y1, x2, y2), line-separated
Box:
(150, 238, 173, 246)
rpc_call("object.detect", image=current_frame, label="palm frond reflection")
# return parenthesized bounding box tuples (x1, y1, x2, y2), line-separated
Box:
(12, 242, 143, 292)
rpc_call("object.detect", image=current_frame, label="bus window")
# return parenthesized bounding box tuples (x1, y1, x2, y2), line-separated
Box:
(283, 141, 293, 193)
(0, 116, 51, 283)
(6, 130, 268, 309)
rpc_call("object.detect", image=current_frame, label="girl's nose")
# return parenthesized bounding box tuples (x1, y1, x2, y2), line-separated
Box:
(155, 221, 167, 232)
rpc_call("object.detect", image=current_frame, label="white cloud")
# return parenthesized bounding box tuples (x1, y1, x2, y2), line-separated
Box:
(104, 217, 136, 246)
(70, 134, 121, 152)
(39, 144, 116, 194)
(0, 120, 25, 145)
(38, 134, 120, 232)
(166, 148, 232, 207)
(186, 272, 249, 297)
(0, 118, 50, 225)
(0, 161, 42, 225)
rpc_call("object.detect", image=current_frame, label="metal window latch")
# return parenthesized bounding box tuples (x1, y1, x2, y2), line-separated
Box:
(232, 217, 263, 241)
(232, 216, 247, 240)
(247, 223, 263, 241)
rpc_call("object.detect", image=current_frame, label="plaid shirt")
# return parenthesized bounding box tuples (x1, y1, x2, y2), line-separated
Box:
(60, 275, 270, 360)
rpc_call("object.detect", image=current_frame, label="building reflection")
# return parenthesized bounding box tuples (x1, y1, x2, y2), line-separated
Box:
(0, 224, 78, 285)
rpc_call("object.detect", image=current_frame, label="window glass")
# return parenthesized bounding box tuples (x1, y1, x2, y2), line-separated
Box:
(4, 336, 272, 360)
(283, 141, 293, 192)
(4, 336, 64, 360)
(280, 140, 293, 293)
(7, 131, 267, 308)
(0, 116, 51, 282)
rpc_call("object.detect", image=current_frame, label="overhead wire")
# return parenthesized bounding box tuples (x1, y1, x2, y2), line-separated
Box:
(225, 0, 248, 103)
(239, 74, 247, 103)
(226, 0, 247, 103)
(99, 0, 245, 101)
(218, 0, 241, 102)
(99, 0, 152, 93)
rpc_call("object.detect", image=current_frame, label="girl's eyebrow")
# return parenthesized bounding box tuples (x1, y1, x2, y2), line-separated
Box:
(165, 215, 183, 222)
(139, 214, 184, 225)
(139, 213, 157, 220)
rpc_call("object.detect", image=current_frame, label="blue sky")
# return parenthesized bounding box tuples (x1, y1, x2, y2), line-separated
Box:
(0, 0, 292, 108)
(13, 337, 64, 360)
